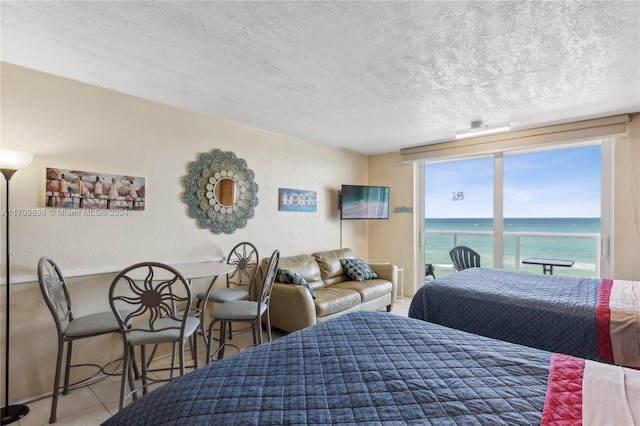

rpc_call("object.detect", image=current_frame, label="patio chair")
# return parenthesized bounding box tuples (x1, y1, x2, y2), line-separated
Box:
(449, 245, 481, 271)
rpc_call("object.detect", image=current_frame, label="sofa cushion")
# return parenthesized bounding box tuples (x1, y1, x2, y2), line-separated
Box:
(312, 248, 354, 280)
(340, 258, 378, 281)
(276, 269, 316, 298)
(276, 254, 323, 284)
(334, 279, 392, 303)
(313, 287, 361, 317)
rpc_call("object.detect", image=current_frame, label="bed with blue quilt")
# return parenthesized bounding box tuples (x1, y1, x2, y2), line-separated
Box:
(102, 310, 639, 425)
(409, 267, 640, 369)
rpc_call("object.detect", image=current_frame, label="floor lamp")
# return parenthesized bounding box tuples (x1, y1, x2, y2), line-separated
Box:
(1, 149, 33, 425)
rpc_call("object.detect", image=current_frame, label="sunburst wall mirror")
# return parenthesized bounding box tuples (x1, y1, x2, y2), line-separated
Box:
(183, 149, 259, 234)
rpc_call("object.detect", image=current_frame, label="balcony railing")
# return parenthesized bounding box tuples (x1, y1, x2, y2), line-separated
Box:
(425, 229, 601, 277)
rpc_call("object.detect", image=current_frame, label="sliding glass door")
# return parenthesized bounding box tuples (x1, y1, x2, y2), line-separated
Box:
(503, 145, 603, 277)
(424, 156, 494, 275)
(422, 141, 611, 281)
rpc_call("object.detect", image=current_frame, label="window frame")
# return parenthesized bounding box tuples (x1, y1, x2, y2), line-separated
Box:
(417, 140, 612, 287)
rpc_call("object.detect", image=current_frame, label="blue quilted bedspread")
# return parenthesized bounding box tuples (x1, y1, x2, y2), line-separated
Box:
(409, 268, 602, 361)
(103, 310, 551, 425)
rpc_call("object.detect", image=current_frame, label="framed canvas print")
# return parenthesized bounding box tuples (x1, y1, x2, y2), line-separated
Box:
(46, 168, 146, 211)
(279, 188, 317, 212)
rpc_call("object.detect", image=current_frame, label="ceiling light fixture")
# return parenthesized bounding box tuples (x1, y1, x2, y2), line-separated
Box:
(455, 120, 511, 139)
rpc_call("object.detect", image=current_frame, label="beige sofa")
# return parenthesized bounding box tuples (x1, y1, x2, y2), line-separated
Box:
(256, 248, 398, 333)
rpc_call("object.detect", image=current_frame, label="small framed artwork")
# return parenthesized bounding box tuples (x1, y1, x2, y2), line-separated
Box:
(279, 188, 317, 212)
(45, 168, 146, 211)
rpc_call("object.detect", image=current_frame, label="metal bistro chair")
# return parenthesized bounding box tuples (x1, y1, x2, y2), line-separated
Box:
(207, 249, 280, 362)
(425, 263, 436, 280)
(38, 257, 129, 424)
(109, 262, 200, 410)
(195, 242, 259, 345)
(449, 245, 481, 271)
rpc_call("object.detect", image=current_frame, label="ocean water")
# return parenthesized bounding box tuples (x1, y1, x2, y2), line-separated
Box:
(425, 218, 600, 278)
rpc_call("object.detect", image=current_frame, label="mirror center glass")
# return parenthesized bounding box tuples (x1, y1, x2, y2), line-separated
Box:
(214, 178, 238, 207)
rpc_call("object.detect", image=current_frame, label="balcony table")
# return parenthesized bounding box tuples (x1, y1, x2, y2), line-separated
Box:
(522, 258, 574, 275)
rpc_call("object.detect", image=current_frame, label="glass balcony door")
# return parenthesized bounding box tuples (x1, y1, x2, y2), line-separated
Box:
(503, 144, 605, 278)
(424, 156, 494, 278)
(421, 140, 611, 281)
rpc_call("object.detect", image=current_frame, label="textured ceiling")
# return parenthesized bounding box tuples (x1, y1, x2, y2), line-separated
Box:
(1, 1, 639, 155)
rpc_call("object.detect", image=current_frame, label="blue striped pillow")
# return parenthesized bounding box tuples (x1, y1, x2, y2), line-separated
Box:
(340, 258, 378, 282)
(276, 269, 316, 298)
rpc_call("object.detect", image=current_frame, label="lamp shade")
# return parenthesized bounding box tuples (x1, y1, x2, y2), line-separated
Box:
(0, 149, 33, 171)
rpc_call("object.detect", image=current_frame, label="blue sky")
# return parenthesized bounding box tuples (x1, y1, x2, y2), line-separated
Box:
(425, 145, 601, 218)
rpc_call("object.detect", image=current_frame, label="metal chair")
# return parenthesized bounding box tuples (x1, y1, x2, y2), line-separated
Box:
(109, 262, 200, 410)
(195, 242, 259, 344)
(207, 249, 279, 362)
(425, 263, 436, 280)
(38, 257, 128, 424)
(449, 245, 481, 271)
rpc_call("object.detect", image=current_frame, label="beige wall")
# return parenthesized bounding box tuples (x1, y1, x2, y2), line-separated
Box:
(0, 63, 371, 402)
(2, 62, 638, 404)
(367, 153, 414, 298)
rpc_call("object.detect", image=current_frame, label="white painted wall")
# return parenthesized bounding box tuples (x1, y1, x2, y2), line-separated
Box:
(2, 62, 638, 404)
(0, 63, 370, 401)
(367, 153, 415, 297)
(2, 63, 371, 276)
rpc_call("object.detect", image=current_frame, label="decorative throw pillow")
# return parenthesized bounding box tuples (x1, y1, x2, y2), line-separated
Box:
(276, 269, 316, 298)
(340, 258, 378, 282)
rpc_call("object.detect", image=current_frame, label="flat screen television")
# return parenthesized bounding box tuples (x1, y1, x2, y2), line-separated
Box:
(340, 184, 390, 220)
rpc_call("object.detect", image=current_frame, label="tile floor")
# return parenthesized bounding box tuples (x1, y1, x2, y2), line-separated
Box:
(15, 298, 412, 426)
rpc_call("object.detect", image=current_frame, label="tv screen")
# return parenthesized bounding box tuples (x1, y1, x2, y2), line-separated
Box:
(340, 185, 390, 220)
